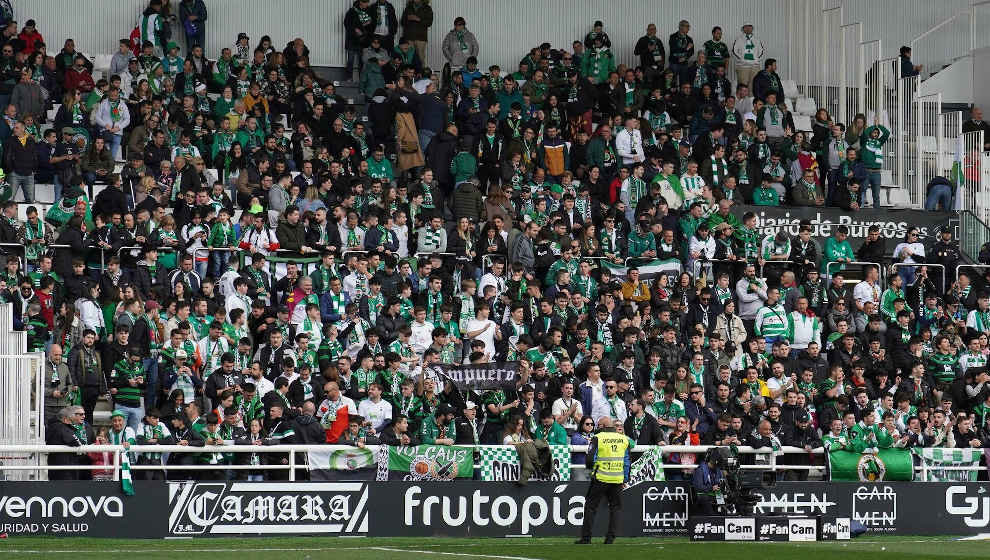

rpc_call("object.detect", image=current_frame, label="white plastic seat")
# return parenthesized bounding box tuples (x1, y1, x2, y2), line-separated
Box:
(794, 97, 817, 115)
(792, 114, 813, 133)
(782, 79, 799, 100)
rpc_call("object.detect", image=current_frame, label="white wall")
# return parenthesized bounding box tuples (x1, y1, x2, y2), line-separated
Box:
(15, 0, 970, 84)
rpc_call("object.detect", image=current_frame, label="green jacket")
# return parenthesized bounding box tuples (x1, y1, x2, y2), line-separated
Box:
(859, 125, 890, 169)
(587, 136, 616, 170)
(752, 186, 780, 206)
(366, 157, 394, 181)
(849, 421, 893, 452)
(417, 413, 450, 444)
(821, 236, 855, 273)
(580, 48, 615, 84)
(450, 151, 477, 183)
(533, 421, 568, 445)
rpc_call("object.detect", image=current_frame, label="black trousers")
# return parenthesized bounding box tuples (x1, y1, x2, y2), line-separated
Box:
(694, 493, 717, 515)
(580, 479, 622, 540)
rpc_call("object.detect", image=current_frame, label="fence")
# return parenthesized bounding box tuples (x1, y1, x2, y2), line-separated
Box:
(5, 443, 985, 482)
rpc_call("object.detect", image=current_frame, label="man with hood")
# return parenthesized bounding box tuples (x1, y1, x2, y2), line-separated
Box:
(360, 56, 386, 98)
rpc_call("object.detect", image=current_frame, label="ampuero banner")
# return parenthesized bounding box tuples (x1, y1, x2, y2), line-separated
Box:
(427, 363, 519, 392)
(732, 205, 953, 251)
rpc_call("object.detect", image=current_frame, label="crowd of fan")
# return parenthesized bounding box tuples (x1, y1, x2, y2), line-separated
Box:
(6, 0, 988, 481)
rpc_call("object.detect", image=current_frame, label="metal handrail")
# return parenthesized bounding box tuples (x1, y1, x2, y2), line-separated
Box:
(12, 443, 986, 481)
(758, 259, 794, 278)
(891, 262, 945, 291)
(825, 260, 885, 281)
(957, 263, 990, 282)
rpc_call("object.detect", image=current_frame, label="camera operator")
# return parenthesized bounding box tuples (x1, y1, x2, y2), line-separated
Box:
(691, 450, 725, 515)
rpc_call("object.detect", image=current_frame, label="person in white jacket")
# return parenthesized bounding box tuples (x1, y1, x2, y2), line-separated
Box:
(614, 117, 644, 167)
(75, 283, 106, 338)
(92, 87, 130, 161)
(731, 24, 765, 89)
(735, 262, 768, 322)
(688, 223, 717, 279)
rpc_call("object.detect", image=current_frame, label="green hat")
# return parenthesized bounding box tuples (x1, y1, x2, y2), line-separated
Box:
(110, 410, 126, 419)
(550, 183, 564, 194)
(166, 41, 179, 52)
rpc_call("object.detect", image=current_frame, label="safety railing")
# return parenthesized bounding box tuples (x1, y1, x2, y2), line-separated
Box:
(8, 444, 808, 480)
(691, 258, 747, 285)
(414, 252, 455, 261)
(758, 259, 794, 278)
(957, 263, 990, 284)
(825, 260, 887, 286)
(9, 444, 986, 481)
(891, 262, 945, 291)
(910, 8, 975, 81)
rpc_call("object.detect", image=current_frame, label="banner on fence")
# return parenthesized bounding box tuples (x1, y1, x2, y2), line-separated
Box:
(308, 447, 377, 480)
(478, 444, 571, 481)
(426, 362, 519, 392)
(732, 205, 953, 251)
(827, 449, 913, 481)
(375, 445, 474, 481)
(600, 258, 681, 281)
(913, 447, 981, 481)
(626, 447, 666, 487)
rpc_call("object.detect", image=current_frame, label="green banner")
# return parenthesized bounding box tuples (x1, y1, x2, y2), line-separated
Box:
(626, 447, 666, 487)
(375, 445, 474, 481)
(828, 449, 913, 481)
(912, 447, 981, 481)
(478, 444, 571, 481)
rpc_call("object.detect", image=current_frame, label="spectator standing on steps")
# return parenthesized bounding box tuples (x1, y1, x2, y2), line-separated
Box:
(344, 0, 376, 84)
(5, 121, 38, 203)
(401, 0, 434, 65)
(179, 0, 209, 54)
(732, 24, 764, 88)
(442, 17, 478, 73)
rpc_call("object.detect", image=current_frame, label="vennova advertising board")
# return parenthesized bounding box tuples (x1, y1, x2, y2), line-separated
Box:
(8, 481, 990, 537)
(731, 205, 953, 251)
(0, 482, 164, 537)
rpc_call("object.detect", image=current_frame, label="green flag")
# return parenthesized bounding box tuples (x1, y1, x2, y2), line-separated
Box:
(376, 445, 474, 481)
(120, 452, 135, 496)
(827, 449, 913, 481)
(478, 444, 571, 481)
(912, 447, 981, 481)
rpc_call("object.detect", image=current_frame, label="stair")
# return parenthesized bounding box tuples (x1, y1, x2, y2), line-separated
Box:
(313, 65, 366, 116)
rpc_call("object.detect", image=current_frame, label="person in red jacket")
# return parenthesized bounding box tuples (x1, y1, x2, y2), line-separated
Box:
(318, 380, 354, 443)
(17, 20, 45, 55)
(35, 276, 56, 330)
(63, 55, 95, 94)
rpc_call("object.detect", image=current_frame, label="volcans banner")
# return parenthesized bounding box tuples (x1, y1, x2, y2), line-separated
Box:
(7, 481, 990, 537)
(731, 205, 953, 250)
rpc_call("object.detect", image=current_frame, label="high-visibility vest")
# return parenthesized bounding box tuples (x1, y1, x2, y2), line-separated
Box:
(592, 431, 629, 484)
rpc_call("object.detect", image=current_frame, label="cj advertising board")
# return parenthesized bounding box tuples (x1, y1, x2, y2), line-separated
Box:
(1, 482, 989, 538)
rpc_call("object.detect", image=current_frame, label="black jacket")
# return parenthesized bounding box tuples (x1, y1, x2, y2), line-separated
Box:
(291, 413, 326, 444)
(454, 416, 483, 445)
(623, 412, 663, 445)
(4, 134, 38, 175)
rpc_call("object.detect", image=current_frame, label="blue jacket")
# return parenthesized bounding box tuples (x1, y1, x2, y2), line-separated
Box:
(418, 93, 447, 134)
(364, 225, 399, 252)
(319, 291, 351, 324)
(692, 461, 723, 493)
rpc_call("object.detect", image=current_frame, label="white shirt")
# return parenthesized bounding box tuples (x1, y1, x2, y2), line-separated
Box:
(342, 272, 369, 302)
(390, 224, 409, 258)
(614, 127, 644, 165)
(225, 292, 250, 318)
(478, 272, 506, 299)
(249, 376, 275, 398)
(853, 280, 881, 307)
(552, 397, 584, 431)
(409, 320, 435, 354)
(317, 395, 357, 419)
(466, 318, 497, 357)
(358, 397, 393, 431)
(591, 393, 628, 424)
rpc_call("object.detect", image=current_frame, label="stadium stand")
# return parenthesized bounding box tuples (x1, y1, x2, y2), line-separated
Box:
(0, 0, 987, 485)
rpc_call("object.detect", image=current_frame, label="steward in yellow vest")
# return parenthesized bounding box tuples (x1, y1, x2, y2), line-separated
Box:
(576, 417, 630, 544)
